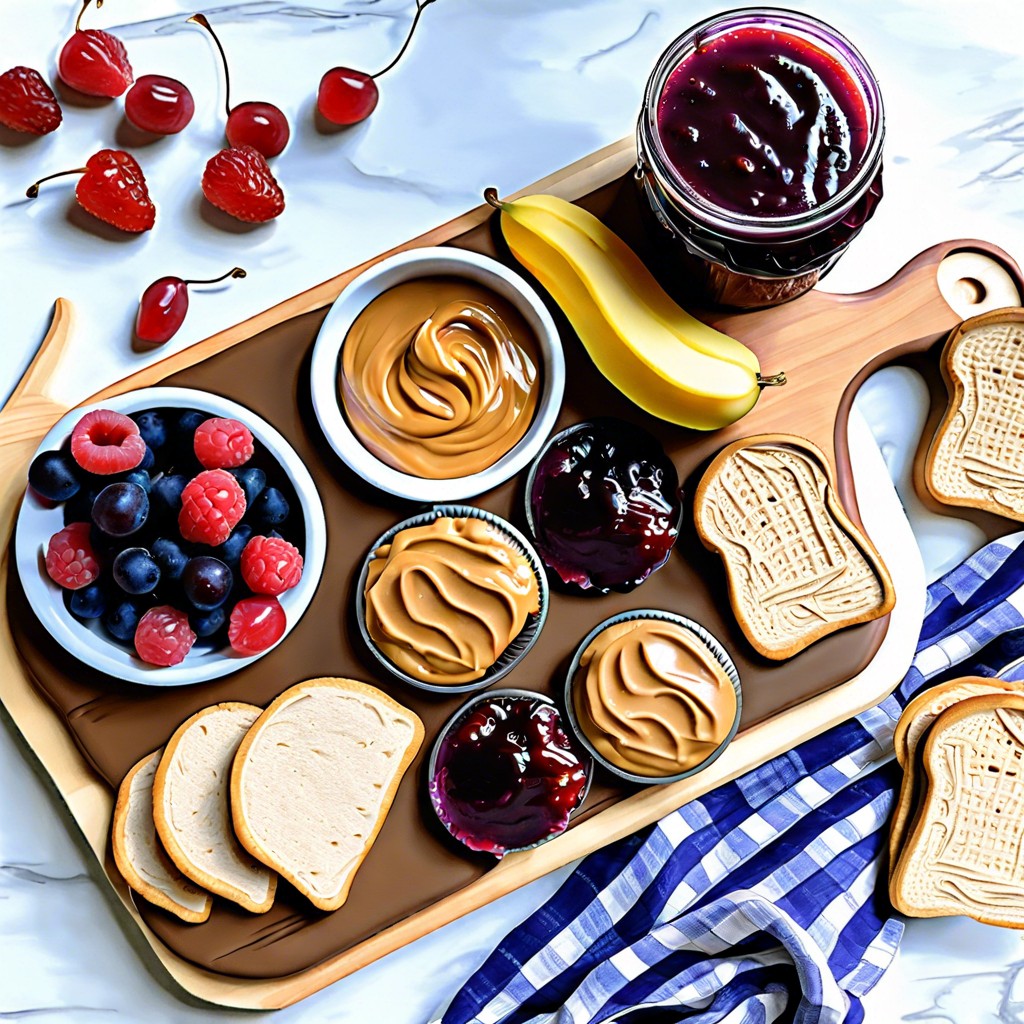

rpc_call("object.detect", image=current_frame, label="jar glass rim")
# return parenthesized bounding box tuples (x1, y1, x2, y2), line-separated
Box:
(640, 6, 885, 236)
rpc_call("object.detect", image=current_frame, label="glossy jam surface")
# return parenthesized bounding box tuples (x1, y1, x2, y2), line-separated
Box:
(528, 419, 681, 593)
(430, 695, 588, 857)
(657, 26, 870, 217)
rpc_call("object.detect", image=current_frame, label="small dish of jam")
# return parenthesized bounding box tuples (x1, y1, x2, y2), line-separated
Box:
(428, 690, 591, 857)
(524, 418, 682, 593)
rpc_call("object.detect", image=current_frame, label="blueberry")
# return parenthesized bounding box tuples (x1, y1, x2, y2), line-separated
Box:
(132, 411, 167, 450)
(69, 583, 106, 620)
(92, 482, 149, 537)
(219, 523, 252, 567)
(151, 474, 187, 519)
(229, 466, 266, 507)
(113, 547, 161, 595)
(139, 445, 156, 471)
(28, 450, 81, 502)
(152, 537, 188, 581)
(103, 600, 141, 643)
(190, 606, 227, 638)
(64, 486, 100, 526)
(122, 468, 152, 493)
(176, 409, 206, 438)
(251, 486, 289, 527)
(182, 556, 233, 611)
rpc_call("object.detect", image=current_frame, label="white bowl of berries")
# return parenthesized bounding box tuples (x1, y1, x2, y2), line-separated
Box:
(15, 387, 326, 686)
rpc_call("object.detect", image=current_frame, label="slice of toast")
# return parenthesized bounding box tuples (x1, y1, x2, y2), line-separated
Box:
(111, 749, 212, 923)
(695, 434, 896, 660)
(231, 678, 424, 912)
(925, 309, 1024, 521)
(890, 692, 1024, 927)
(153, 703, 277, 914)
(888, 678, 1022, 872)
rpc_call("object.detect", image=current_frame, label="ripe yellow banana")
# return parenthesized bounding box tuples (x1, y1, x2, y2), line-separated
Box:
(487, 190, 784, 430)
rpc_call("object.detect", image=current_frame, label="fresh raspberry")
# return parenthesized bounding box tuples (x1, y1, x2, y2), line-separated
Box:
(70, 409, 146, 475)
(228, 596, 286, 654)
(240, 535, 303, 595)
(0, 66, 62, 135)
(194, 417, 254, 470)
(134, 606, 196, 667)
(45, 522, 100, 590)
(178, 469, 246, 546)
(201, 146, 285, 223)
(75, 149, 155, 233)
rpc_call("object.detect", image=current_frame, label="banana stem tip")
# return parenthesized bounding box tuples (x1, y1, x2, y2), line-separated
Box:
(757, 371, 787, 388)
(483, 188, 504, 210)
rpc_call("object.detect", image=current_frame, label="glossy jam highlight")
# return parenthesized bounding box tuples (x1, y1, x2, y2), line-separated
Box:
(430, 694, 588, 857)
(657, 25, 869, 218)
(340, 276, 539, 479)
(527, 419, 681, 593)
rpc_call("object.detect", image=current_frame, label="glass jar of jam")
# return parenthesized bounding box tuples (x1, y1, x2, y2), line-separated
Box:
(636, 8, 884, 309)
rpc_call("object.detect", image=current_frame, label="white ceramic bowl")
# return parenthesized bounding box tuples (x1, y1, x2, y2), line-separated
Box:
(309, 247, 565, 503)
(15, 387, 327, 687)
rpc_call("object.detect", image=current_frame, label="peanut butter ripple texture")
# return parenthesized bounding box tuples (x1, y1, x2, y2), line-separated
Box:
(574, 619, 737, 777)
(364, 517, 540, 685)
(340, 276, 540, 479)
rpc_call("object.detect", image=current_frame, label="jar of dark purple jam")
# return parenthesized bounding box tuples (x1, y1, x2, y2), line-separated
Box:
(636, 8, 884, 309)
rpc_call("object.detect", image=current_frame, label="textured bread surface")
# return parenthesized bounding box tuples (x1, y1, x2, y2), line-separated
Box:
(888, 678, 1022, 871)
(153, 703, 276, 914)
(111, 750, 212, 924)
(926, 311, 1024, 520)
(891, 693, 1024, 927)
(695, 435, 895, 660)
(231, 678, 424, 912)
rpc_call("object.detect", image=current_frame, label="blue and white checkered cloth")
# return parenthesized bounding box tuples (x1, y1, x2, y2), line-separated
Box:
(443, 532, 1024, 1024)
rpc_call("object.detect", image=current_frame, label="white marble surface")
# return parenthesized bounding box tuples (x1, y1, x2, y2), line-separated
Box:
(2, 0, 1024, 1020)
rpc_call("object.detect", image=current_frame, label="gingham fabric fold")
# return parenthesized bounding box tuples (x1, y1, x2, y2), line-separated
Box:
(442, 532, 1024, 1024)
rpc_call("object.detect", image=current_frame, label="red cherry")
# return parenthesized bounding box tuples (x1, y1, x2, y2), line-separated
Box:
(317, 69, 378, 126)
(135, 268, 246, 345)
(189, 14, 289, 158)
(315, 0, 434, 127)
(26, 149, 155, 233)
(201, 146, 284, 223)
(0, 66, 63, 135)
(124, 74, 194, 135)
(58, 1, 132, 98)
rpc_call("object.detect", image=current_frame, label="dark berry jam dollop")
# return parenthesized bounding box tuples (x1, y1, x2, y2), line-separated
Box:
(657, 25, 869, 217)
(429, 692, 589, 857)
(527, 419, 681, 593)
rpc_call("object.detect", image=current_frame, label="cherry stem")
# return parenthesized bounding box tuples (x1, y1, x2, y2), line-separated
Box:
(26, 168, 88, 199)
(373, 0, 437, 80)
(188, 13, 232, 117)
(483, 188, 504, 210)
(182, 268, 247, 286)
(75, 0, 103, 33)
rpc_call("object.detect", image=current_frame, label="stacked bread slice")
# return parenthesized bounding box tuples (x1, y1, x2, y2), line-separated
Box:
(111, 678, 422, 923)
(889, 678, 1024, 926)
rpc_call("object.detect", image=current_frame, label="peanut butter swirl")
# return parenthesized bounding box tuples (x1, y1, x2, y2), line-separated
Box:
(364, 517, 540, 685)
(574, 619, 737, 777)
(341, 276, 540, 479)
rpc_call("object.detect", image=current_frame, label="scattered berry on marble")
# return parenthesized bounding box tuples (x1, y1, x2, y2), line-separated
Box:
(228, 595, 286, 654)
(201, 146, 284, 223)
(240, 534, 303, 595)
(134, 605, 196, 666)
(194, 416, 254, 470)
(57, 0, 133, 98)
(45, 522, 101, 590)
(124, 74, 194, 134)
(28, 450, 81, 502)
(26, 149, 156, 233)
(70, 409, 147, 475)
(135, 268, 246, 346)
(178, 468, 246, 545)
(0, 66, 63, 134)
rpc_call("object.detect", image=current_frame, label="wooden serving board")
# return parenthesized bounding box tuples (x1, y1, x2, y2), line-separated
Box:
(0, 137, 1021, 1009)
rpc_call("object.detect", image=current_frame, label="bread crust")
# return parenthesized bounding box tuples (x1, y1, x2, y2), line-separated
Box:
(694, 433, 896, 661)
(230, 677, 424, 913)
(890, 692, 1024, 926)
(924, 308, 1024, 520)
(153, 702, 277, 914)
(111, 749, 212, 924)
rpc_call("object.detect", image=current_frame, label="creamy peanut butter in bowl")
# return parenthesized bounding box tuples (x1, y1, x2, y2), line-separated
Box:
(310, 248, 564, 502)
